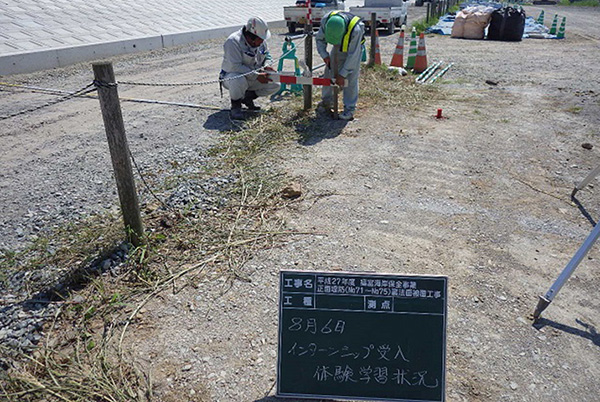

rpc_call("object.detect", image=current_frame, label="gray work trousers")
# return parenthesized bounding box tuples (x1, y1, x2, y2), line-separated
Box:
(222, 72, 280, 101)
(321, 53, 360, 114)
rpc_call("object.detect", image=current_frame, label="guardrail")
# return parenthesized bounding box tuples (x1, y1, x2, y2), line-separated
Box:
(426, 0, 460, 23)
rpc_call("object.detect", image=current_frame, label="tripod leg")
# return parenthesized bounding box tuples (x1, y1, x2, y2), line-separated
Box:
(534, 221, 600, 320)
(572, 164, 600, 197)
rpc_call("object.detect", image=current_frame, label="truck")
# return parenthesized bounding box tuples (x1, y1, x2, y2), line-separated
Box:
(284, 0, 345, 33)
(349, 0, 409, 35)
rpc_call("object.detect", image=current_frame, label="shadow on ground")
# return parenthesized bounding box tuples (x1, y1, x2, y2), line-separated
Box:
(571, 193, 597, 226)
(202, 95, 349, 143)
(296, 112, 349, 146)
(533, 317, 600, 347)
(203, 109, 263, 132)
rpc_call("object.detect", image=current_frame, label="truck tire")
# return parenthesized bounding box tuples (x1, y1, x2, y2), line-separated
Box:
(415, 0, 424, 6)
(387, 21, 395, 35)
(288, 22, 296, 34)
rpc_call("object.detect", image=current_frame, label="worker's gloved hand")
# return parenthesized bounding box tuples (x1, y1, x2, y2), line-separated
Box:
(323, 57, 331, 68)
(257, 72, 272, 84)
(263, 66, 276, 72)
(335, 75, 345, 87)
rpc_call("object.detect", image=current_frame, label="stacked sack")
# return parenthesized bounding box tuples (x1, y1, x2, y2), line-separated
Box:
(487, 6, 526, 41)
(451, 5, 495, 40)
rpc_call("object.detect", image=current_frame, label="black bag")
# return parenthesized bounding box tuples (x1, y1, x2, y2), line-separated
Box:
(487, 7, 526, 41)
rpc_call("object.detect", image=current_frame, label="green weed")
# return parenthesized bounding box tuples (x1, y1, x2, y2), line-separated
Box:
(411, 17, 439, 35)
(559, 0, 599, 6)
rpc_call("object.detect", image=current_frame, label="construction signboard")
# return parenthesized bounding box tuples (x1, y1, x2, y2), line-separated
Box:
(277, 270, 448, 402)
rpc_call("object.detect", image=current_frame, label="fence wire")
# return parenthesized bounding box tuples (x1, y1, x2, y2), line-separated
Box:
(0, 83, 97, 121)
(118, 35, 306, 87)
(0, 34, 308, 120)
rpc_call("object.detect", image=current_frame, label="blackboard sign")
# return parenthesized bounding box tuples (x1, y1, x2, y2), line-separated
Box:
(277, 270, 447, 402)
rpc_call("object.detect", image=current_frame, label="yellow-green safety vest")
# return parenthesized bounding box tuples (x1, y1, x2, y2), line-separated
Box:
(329, 11, 364, 52)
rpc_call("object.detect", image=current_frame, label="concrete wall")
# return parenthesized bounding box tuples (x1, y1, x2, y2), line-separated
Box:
(0, 21, 286, 76)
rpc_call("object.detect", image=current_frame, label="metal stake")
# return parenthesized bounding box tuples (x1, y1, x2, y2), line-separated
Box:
(332, 44, 339, 119)
(533, 221, 600, 320)
(303, 22, 313, 111)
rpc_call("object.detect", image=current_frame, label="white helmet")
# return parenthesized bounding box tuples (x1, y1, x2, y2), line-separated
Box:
(246, 17, 271, 40)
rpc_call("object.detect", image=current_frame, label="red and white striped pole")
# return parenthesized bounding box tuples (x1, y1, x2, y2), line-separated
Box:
(268, 73, 348, 87)
(303, 0, 313, 111)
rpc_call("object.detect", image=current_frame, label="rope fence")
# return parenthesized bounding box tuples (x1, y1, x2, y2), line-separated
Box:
(0, 25, 422, 243)
(0, 33, 311, 243)
(0, 34, 307, 121)
(0, 83, 97, 121)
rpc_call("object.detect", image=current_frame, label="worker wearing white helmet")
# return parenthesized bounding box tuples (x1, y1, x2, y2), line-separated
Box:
(316, 11, 365, 121)
(220, 17, 280, 119)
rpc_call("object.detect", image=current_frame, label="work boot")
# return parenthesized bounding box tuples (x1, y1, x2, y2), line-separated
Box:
(230, 99, 244, 120)
(241, 90, 261, 110)
(316, 101, 332, 114)
(339, 110, 354, 121)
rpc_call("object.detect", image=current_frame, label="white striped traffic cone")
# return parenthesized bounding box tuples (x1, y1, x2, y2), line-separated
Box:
(413, 33, 427, 73)
(557, 16, 566, 39)
(405, 28, 417, 70)
(536, 10, 544, 25)
(549, 14, 558, 35)
(390, 29, 405, 67)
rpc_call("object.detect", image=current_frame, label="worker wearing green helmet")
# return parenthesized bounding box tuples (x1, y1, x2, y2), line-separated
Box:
(316, 11, 365, 121)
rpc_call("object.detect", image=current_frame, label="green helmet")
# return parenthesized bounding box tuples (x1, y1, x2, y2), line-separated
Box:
(325, 15, 346, 45)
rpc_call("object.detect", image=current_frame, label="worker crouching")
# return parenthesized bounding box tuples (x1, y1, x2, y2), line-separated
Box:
(316, 11, 365, 121)
(220, 17, 280, 120)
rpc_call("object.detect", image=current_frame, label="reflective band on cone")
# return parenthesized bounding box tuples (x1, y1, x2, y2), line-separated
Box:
(413, 33, 427, 73)
(405, 28, 417, 70)
(390, 30, 405, 67)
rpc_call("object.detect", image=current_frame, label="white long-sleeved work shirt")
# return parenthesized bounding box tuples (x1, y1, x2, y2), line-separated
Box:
(220, 28, 271, 78)
(315, 11, 364, 78)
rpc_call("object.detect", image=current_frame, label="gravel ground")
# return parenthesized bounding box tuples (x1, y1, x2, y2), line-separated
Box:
(1, 2, 600, 401)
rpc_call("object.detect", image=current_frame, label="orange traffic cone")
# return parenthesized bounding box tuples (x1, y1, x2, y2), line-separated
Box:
(413, 33, 428, 73)
(390, 29, 405, 67)
(374, 30, 382, 65)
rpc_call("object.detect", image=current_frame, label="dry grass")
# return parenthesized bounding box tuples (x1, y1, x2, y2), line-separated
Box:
(359, 64, 443, 110)
(1, 69, 435, 401)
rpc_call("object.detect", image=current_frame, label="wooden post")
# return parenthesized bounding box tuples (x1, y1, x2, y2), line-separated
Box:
(331, 44, 339, 120)
(303, 23, 313, 111)
(368, 12, 377, 66)
(426, 2, 431, 23)
(92, 62, 144, 247)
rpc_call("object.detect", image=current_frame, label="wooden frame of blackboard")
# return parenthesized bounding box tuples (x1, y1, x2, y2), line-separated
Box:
(276, 270, 447, 402)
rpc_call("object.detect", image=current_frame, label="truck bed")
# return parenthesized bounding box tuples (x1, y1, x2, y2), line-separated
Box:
(349, 5, 408, 34)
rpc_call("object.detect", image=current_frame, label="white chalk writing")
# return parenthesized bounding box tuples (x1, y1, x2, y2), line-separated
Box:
(313, 365, 440, 389)
(288, 317, 346, 335)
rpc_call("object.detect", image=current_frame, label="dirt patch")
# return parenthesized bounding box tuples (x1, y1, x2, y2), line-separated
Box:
(1, 4, 600, 402)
